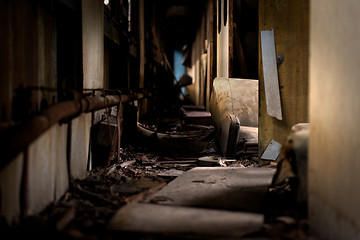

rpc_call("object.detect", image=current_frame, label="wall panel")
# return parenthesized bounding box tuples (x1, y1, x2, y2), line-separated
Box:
(309, 0, 360, 238)
(258, 0, 309, 158)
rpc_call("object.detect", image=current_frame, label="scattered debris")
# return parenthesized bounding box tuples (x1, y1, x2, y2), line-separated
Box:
(119, 159, 136, 168)
(4, 110, 313, 239)
(261, 139, 282, 161)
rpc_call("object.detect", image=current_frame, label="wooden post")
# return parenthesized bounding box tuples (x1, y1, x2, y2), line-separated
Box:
(258, 0, 309, 163)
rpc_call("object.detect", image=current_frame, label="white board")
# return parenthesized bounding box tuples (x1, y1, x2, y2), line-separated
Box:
(261, 30, 282, 120)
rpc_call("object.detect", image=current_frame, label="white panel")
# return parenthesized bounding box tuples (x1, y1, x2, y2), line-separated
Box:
(260, 30, 282, 120)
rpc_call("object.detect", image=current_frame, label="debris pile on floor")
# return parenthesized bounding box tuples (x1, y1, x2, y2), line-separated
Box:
(1, 111, 316, 240)
(1, 142, 260, 239)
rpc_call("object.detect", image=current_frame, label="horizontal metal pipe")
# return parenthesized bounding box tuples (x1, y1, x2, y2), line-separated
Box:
(0, 93, 147, 170)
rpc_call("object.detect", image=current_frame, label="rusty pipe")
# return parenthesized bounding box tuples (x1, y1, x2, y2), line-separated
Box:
(0, 93, 146, 170)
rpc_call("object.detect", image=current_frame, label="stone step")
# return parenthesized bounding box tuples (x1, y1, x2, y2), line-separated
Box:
(108, 202, 265, 239)
(108, 167, 275, 239)
(147, 167, 276, 213)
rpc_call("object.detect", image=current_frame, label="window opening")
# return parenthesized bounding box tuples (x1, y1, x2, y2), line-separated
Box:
(174, 49, 186, 98)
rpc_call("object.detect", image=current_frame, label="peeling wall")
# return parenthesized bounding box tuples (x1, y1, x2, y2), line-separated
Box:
(0, 0, 106, 224)
(70, 113, 92, 179)
(27, 123, 68, 216)
(81, 0, 105, 151)
(82, 0, 104, 89)
(309, 0, 360, 238)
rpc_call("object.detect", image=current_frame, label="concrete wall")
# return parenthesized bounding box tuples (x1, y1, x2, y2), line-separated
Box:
(0, 0, 67, 222)
(70, 113, 91, 179)
(0, 0, 106, 224)
(309, 0, 360, 239)
(24, 10, 66, 216)
(0, 123, 69, 221)
(27, 124, 69, 216)
(70, 0, 105, 177)
(82, 0, 104, 89)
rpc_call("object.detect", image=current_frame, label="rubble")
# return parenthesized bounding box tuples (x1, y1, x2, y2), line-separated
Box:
(0, 114, 314, 240)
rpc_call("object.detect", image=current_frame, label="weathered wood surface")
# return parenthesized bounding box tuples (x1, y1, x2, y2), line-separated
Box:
(258, 0, 309, 159)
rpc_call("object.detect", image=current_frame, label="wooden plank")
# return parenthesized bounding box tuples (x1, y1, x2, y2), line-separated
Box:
(260, 30, 282, 120)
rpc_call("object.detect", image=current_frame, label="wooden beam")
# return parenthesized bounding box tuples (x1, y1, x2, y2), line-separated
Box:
(258, 0, 309, 162)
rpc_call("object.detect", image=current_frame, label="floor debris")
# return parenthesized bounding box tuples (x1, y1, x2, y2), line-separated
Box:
(1, 112, 317, 240)
(261, 139, 282, 161)
(145, 167, 276, 212)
